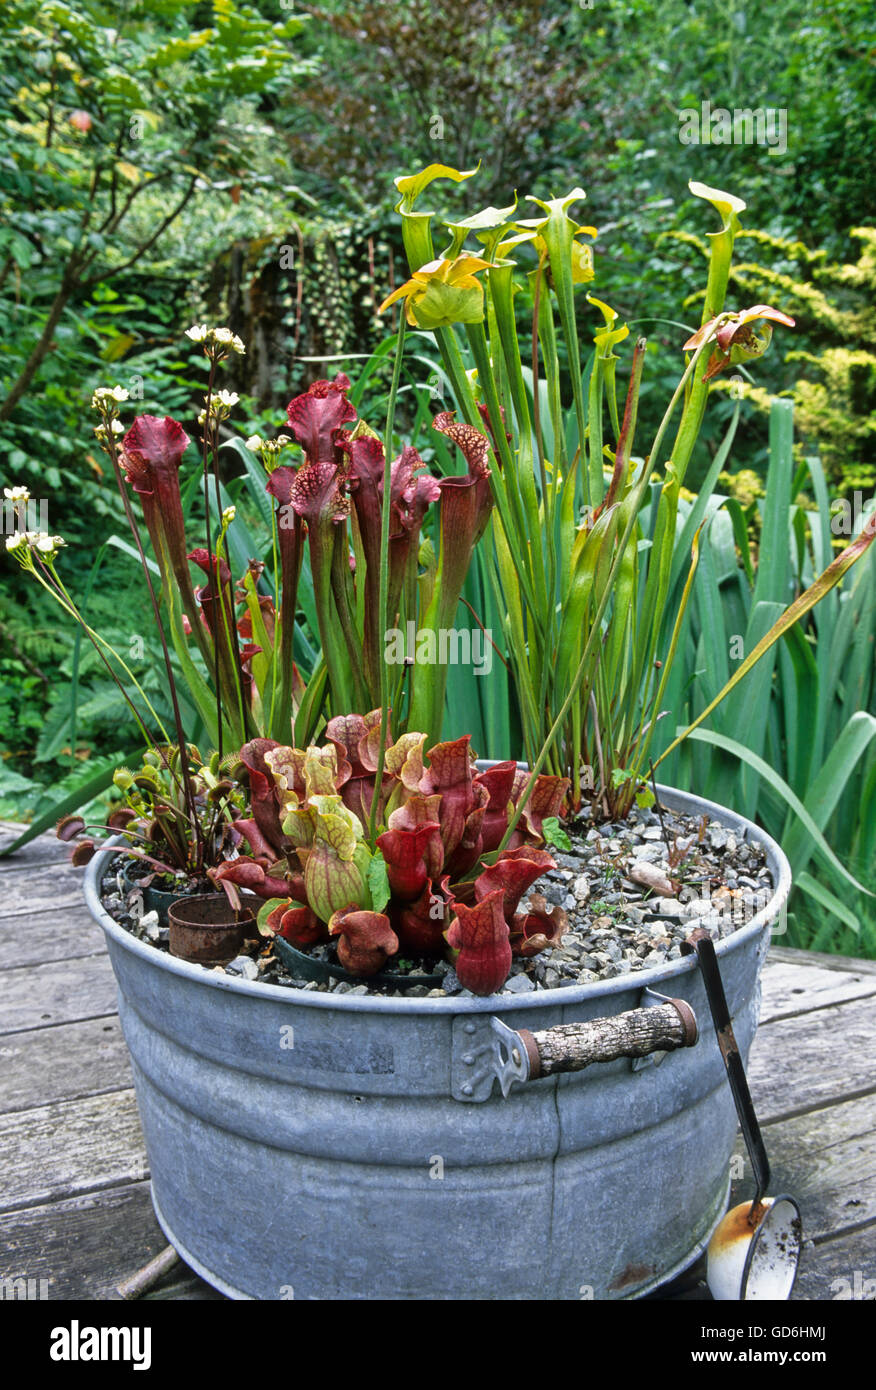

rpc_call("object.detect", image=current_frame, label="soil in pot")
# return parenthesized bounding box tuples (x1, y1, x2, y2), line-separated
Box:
(119, 859, 211, 928)
(97, 801, 774, 997)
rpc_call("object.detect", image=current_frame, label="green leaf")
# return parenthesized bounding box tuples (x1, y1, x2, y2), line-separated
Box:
(0, 764, 40, 818)
(107, 535, 161, 576)
(257, 897, 288, 936)
(796, 872, 860, 934)
(675, 728, 873, 897)
(667, 397, 741, 605)
(782, 711, 876, 877)
(101, 333, 137, 362)
(0, 752, 138, 858)
(542, 816, 571, 852)
(447, 200, 518, 234)
(221, 437, 274, 528)
(657, 518, 876, 765)
(394, 163, 479, 212)
(367, 850, 391, 914)
(151, 31, 213, 65)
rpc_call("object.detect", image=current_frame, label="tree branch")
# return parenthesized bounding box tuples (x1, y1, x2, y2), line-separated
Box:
(80, 174, 199, 289)
(0, 256, 83, 423)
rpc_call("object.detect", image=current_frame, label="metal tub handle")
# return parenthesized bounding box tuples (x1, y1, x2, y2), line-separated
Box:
(451, 996, 698, 1101)
(517, 997, 698, 1079)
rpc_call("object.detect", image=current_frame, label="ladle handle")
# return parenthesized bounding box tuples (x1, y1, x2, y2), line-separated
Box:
(681, 927, 770, 1205)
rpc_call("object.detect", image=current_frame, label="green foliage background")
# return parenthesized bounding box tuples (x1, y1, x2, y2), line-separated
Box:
(1, 0, 874, 952)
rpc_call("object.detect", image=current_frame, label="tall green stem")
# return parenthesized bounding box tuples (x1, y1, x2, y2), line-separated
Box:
(368, 313, 407, 847)
(495, 338, 710, 853)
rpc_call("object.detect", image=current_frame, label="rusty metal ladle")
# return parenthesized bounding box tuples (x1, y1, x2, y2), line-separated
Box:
(681, 927, 802, 1300)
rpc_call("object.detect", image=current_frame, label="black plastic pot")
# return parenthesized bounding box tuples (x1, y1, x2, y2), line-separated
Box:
(273, 935, 444, 992)
(120, 859, 192, 927)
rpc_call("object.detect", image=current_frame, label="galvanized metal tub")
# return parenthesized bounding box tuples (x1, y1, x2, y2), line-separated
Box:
(83, 786, 791, 1300)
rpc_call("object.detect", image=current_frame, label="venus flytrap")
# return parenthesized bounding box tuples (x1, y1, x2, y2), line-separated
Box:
(57, 747, 248, 883)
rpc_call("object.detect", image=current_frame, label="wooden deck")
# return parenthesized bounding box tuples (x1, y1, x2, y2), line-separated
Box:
(1, 820, 874, 1302)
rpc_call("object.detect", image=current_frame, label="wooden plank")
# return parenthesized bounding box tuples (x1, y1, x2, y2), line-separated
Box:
(0, 1182, 161, 1300)
(728, 1091, 876, 1243)
(0, 1016, 132, 1116)
(0, 861, 90, 921)
(758, 959, 876, 1023)
(0, 905, 106, 971)
(0, 1091, 147, 1214)
(0, 822, 70, 869)
(749, 995, 876, 1121)
(769, 944, 876, 977)
(0, 1181, 221, 1301)
(792, 1225, 876, 1301)
(0, 955, 119, 1035)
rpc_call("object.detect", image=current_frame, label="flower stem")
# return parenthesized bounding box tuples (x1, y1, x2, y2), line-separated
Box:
(368, 312, 407, 848)
(104, 446, 204, 863)
(201, 359, 223, 760)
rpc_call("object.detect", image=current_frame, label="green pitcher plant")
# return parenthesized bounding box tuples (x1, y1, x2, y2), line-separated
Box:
(211, 714, 569, 995)
(384, 164, 876, 836)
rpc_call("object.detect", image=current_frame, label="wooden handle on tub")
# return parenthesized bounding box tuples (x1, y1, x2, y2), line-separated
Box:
(516, 999, 698, 1078)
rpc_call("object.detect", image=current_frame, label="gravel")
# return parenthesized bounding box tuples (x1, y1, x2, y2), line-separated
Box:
(225, 956, 259, 981)
(99, 802, 775, 1000)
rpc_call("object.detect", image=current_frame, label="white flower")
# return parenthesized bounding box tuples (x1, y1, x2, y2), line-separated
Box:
(276, 434, 292, 446)
(245, 434, 263, 451)
(34, 534, 66, 559)
(3, 485, 30, 502)
(91, 385, 129, 409)
(215, 390, 239, 408)
(93, 419, 123, 445)
(187, 324, 245, 356)
(211, 327, 245, 355)
(5, 530, 63, 563)
(221, 505, 236, 526)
